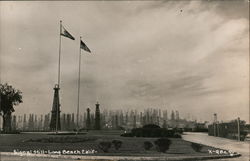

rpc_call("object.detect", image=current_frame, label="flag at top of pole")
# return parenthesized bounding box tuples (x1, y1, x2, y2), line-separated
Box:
(80, 40, 91, 53)
(60, 24, 75, 40)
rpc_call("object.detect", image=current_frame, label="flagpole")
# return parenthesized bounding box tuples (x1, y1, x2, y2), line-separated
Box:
(56, 20, 62, 134)
(76, 36, 82, 133)
(58, 20, 62, 87)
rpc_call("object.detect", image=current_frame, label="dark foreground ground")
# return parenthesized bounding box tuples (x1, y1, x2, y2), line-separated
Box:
(0, 130, 241, 161)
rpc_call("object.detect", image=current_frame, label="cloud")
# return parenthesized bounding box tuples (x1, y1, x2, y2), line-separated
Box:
(0, 1, 248, 122)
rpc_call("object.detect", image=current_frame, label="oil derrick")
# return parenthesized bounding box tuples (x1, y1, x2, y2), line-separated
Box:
(86, 108, 91, 131)
(50, 84, 61, 131)
(95, 102, 101, 130)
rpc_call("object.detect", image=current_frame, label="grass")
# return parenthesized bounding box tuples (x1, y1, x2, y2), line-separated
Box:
(0, 130, 226, 157)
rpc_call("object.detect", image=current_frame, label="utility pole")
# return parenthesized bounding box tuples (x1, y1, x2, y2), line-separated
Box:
(213, 113, 217, 136)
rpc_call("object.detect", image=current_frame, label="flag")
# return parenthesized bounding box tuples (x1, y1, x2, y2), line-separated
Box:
(80, 40, 91, 53)
(60, 25, 75, 40)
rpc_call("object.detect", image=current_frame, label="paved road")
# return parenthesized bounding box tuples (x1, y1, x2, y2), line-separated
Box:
(182, 132, 250, 161)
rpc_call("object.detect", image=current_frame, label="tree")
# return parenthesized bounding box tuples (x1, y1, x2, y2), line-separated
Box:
(0, 83, 22, 133)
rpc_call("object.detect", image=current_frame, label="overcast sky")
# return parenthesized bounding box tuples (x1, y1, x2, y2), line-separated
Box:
(0, 1, 249, 123)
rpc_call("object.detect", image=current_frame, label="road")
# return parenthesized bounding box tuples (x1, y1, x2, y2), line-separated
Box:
(182, 132, 250, 161)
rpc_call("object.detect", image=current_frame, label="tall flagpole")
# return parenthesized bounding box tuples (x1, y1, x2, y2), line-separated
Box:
(58, 20, 62, 87)
(56, 20, 62, 134)
(76, 36, 82, 133)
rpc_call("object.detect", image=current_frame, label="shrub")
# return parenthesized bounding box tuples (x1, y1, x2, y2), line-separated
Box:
(173, 133, 182, 138)
(121, 126, 184, 138)
(112, 140, 123, 150)
(121, 133, 134, 137)
(144, 141, 153, 150)
(98, 141, 112, 152)
(240, 131, 248, 141)
(173, 128, 184, 134)
(131, 128, 175, 138)
(154, 138, 171, 153)
(191, 143, 203, 152)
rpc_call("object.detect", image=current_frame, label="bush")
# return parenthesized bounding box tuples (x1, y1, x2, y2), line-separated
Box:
(173, 128, 184, 134)
(191, 143, 203, 152)
(173, 133, 182, 138)
(121, 126, 184, 138)
(144, 141, 153, 150)
(131, 128, 175, 138)
(154, 138, 171, 153)
(112, 140, 123, 150)
(121, 133, 134, 137)
(240, 131, 248, 141)
(98, 141, 112, 152)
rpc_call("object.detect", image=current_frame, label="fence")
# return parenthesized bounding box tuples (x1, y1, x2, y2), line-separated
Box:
(208, 118, 247, 141)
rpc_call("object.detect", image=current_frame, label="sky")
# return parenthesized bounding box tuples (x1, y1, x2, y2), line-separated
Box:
(0, 1, 249, 123)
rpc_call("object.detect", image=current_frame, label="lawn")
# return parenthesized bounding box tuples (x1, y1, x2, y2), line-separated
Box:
(0, 130, 228, 157)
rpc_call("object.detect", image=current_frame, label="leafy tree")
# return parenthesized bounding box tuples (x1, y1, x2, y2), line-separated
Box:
(0, 83, 22, 133)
